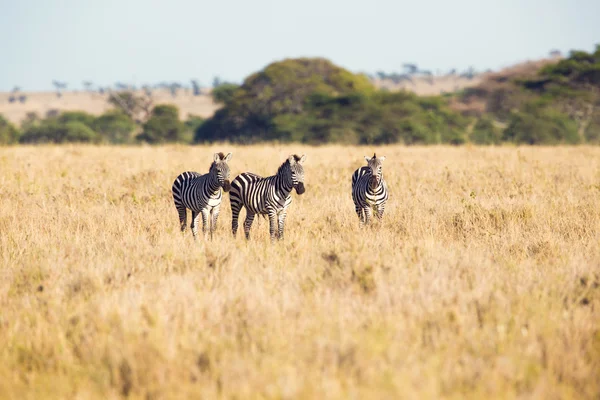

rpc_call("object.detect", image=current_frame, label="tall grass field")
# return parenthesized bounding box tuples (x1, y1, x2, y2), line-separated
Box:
(0, 145, 599, 399)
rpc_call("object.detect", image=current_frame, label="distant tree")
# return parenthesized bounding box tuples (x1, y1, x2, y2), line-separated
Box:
(52, 80, 67, 97)
(20, 119, 100, 144)
(502, 105, 579, 144)
(470, 116, 501, 144)
(549, 49, 562, 58)
(136, 104, 186, 144)
(83, 81, 94, 92)
(57, 111, 96, 127)
(21, 112, 40, 130)
(108, 90, 153, 122)
(46, 109, 60, 118)
(212, 76, 222, 88)
(0, 114, 20, 144)
(402, 63, 418, 75)
(191, 80, 201, 96)
(92, 110, 137, 144)
(211, 83, 239, 105)
(169, 82, 182, 97)
(8, 86, 19, 103)
(19, 95, 27, 103)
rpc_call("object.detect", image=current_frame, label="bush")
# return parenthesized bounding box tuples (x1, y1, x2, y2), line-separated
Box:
(584, 112, 600, 143)
(20, 119, 100, 144)
(502, 105, 579, 145)
(58, 111, 96, 127)
(137, 105, 187, 144)
(92, 111, 136, 144)
(211, 83, 239, 105)
(471, 116, 501, 145)
(0, 115, 20, 145)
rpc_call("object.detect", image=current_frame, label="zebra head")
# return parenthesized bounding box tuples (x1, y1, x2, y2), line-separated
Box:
(288, 154, 307, 195)
(364, 153, 386, 190)
(211, 152, 233, 192)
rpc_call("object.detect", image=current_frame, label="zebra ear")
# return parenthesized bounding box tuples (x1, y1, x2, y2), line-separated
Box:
(213, 153, 220, 162)
(364, 156, 371, 163)
(225, 152, 232, 162)
(299, 154, 306, 164)
(288, 155, 296, 164)
(379, 156, 386, 162)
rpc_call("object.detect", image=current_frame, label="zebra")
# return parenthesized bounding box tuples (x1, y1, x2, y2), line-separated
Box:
(230, 154, 306, 241)
(172, 152, 232, 240)
(352, 153, 388, 226)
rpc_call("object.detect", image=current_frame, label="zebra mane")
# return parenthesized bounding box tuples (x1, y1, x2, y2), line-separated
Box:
(216, 152, 226, 160)
(277, 159, 292, 175)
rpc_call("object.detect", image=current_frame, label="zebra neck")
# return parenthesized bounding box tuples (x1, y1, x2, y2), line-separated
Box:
(207, 173, 221, 193)
(274, 173, 293, 197)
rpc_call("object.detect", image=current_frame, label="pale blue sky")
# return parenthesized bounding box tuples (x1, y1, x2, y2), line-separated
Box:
(1, 0, 598, 91)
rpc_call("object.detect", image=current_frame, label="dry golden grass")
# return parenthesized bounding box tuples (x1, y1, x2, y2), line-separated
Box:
(0, 145, 599, 399)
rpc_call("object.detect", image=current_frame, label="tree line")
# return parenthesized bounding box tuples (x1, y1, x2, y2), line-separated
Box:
(2, 45, 599, 145)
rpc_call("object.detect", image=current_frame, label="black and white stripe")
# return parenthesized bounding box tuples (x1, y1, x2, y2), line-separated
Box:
(352, 153, 388, 226)
(172, 152, 232, 239)
(230, 154, 306, 241)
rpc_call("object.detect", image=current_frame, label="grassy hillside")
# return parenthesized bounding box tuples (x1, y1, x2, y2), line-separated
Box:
(1, 145, 599, 398)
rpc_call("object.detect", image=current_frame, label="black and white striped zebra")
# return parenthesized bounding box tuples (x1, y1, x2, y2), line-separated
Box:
(352, 153, 388, 226)
(230, 154, 306, 241)
(172, 152, 232, 239)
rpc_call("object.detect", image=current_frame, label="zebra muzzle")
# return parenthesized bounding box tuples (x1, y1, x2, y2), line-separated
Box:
(369, 176, 379, 190)
(222, 180, 231, 192)
(295, 182, 305, 195)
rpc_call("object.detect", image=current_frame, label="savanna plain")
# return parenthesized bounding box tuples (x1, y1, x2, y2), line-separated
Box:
(0, 145, 599, 399)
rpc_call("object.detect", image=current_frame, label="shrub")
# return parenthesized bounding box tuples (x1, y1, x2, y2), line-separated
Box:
(92, 111, 137, 144)
(211, 83, 239, 105)
(502, 106, 579, 145)
(0, 115, 20, 144)
(20, 119, 100, 144)
(471, 116, 501, 145)
(137, 105, 187, 144)
(58, 111, 96, 127)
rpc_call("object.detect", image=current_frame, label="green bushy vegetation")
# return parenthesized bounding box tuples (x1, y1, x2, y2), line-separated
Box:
(3, 45, 599, 146)
(136, 105, 188, 144)
(197, 58, 466, 145)
(1, 105, 197, 145)
(0, 115, 20, 144)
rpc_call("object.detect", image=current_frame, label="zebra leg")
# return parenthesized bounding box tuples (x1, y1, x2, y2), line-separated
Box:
(277, 211, 287, 240)
(268, 211, 278, 242)
(210, 205, 220, 240)
(243, 212, 255, 240)
(231, 201, 242, 237)
(190, 211, 200, 240)
(376, 203, 386, 220)
(201, 209, 210, 240)
(362, 207, 373, 226)
(176, 205, 187, 232)
(355, 205, 365, 227)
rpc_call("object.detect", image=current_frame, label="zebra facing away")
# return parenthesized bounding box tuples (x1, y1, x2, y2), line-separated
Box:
(352, 153, 389, 226)
(172, 152, 232, 240)
(230, 154, 306, 241)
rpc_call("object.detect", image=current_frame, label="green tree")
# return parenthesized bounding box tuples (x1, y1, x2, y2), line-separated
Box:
(502, 105, 579, 144)
(92, 111, 137, 144)
(0, 115, 20, 144)
(211, 83, 239, 105)
(471, 116, 501, 145)
(58, 111, 96, 127)
(20, 119, 100, 144)
(137, 105, 186, 144)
